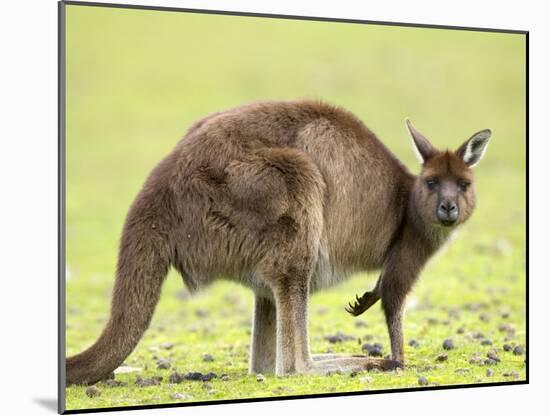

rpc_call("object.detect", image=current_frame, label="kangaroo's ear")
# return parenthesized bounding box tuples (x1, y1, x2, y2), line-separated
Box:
(456, 129, 492, 167)
(406, 119, 436, 163)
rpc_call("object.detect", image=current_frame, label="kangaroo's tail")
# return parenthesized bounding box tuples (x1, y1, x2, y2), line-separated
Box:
(66, 192, 173, 385)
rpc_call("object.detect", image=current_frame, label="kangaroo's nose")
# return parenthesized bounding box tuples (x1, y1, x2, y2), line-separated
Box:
(437, 201, 458, 225)
(439, 201, 457, 213)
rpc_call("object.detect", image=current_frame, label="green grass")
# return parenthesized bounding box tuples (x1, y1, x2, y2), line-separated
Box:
(64, 5, 526, 411)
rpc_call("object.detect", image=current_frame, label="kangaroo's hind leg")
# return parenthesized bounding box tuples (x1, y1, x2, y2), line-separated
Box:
(249, 294, 277, 374)
(263, 241, 399, 373)
(224, 147, 326, 375)
(263, 248, 401, 375)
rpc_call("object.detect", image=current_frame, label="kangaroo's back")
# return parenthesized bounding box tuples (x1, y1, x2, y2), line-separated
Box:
(290, 101, 413, 270)
(175, 100, 412, 273)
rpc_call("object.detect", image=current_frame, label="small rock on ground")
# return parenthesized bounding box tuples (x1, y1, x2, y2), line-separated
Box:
(202, 353, 215, 362)
(435, 353, 448, 362)
(513, 345, 524, 356)
(184, 372, 217, 381)
(498, 323, 515, 333)
(86, 386, 101, 398)
(257, 374, 266, 382)
(442, 338, 455, 350)
(418, 376, 429, 386)
(469, 356, 483, 365)
(487, 350, 501, 362)
(157, 358, 171, 370)
(486, 368, 495, 377)
(169, 372, 184, 384)
(362, 343, 384, 357)
(500, 310, 510, 319)
(136, 376, 162, 387)
(408, 339, 420, 348)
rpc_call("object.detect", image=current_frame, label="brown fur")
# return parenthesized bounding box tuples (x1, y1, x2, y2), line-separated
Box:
(66, 100, 491, 384)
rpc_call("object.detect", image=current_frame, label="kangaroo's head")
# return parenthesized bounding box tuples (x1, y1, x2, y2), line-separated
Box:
(406, 119, 491, 230)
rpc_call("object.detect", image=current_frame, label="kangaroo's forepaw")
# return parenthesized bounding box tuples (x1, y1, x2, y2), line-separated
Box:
(345, 291, 380, 316)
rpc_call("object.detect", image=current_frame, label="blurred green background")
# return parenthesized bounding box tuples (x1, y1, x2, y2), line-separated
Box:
(65, 4, 526, 411)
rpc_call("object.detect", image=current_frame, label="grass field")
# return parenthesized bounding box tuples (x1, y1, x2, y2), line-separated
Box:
(64, 4, 527, 411)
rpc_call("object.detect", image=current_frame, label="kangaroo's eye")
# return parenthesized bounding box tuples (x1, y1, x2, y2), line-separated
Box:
(458, 180, 471, 191)
(425, 178, 438, 190)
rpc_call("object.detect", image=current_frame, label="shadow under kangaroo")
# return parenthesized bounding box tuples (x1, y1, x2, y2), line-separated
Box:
(66, 100, 491, 385)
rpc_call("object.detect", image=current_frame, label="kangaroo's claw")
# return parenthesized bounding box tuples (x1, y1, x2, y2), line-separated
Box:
(345, 290, 381, 317)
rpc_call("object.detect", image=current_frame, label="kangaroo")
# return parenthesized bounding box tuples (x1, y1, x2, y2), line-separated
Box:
(66, 100, 491, 385)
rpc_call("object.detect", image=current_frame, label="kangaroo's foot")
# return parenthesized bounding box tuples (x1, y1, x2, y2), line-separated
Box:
(312, 353, 365, 361)
(304, 357, 403, 374)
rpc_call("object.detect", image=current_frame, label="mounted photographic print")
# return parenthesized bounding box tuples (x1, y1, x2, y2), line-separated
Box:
(59, 1, 528, 413)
